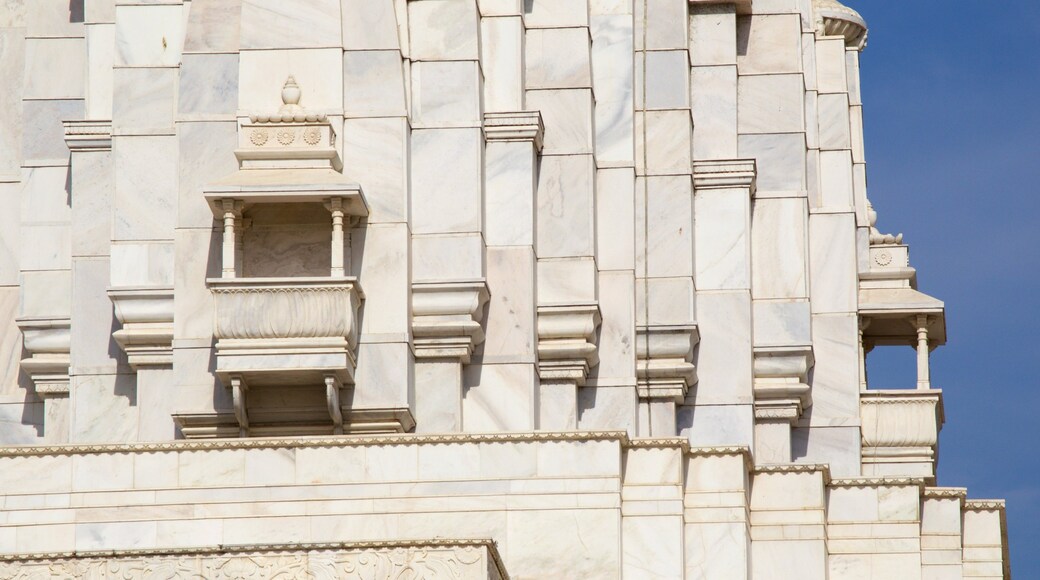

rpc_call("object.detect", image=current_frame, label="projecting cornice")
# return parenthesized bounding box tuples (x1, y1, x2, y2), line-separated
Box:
(814, 0, 868, 50)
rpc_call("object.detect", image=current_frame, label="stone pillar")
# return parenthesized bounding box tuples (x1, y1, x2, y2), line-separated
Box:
(412, 281, 489, 433)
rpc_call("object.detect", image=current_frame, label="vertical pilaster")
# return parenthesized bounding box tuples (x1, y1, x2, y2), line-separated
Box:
(921, 488, 966, 580)
(622, 443, 686, 578)
(750, 466, 829, 580)
(684, 447, 752, 580)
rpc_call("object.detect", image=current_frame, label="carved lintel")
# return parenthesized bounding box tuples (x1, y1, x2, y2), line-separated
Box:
(483, 111, 544, 151)
(325, 374, 343, 435)
(230, 374, 249, 438)
(411, 281, 490, 363)
(108, 287, 174, 368)
(536, 304, 601, 386)
(16, 317, 71, 396)
(692, 158, 757, 193)
(753, 345, 814, 423)
(63, 119, 112, 152)
(636, 325, 699, 403)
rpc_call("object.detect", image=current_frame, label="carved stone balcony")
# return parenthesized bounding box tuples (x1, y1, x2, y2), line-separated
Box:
(860, 389, 944, 480)
(209, 277, 363, 387)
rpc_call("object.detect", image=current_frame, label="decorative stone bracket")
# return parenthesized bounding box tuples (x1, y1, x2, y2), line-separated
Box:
(16, 317, 71, 396)
(752, 345, 814, 423)
(108, 287, 174, 368)
(412, 281, 490, 363)
(636, 325, 699, 403)
(536, 304, 601, 387)
(483, 111, 544, 150)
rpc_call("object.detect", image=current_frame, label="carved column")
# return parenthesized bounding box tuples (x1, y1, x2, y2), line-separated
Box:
(913, 314, 933, 390)
(637, 325, 698, 436)
(753, 346, 814, 464)
(537, 304, 601, 430)
(412, 281, 490, 432)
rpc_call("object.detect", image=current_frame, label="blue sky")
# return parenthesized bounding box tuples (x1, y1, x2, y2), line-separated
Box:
(854, 2, 1040, 574)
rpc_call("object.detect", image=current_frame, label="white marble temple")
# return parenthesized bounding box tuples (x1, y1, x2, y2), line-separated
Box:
(0, 1, 1013, 578)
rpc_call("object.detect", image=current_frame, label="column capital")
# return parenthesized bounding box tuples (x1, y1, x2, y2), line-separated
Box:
(109, 287, 175, 368)
(536, 303, 601, 386)
(636, 325, 699, 403)
(483, 111, 544, 151)
(692, 159, 757, 193)
(412, 281, 490, 363)
(753, 345, 814, 423)
(15, 317, 72, 396)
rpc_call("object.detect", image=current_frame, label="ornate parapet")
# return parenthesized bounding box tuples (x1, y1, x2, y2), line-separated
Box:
(412, 281, 490, 363)
(16, 317, 71, 396)
(0, 540, 507, 580)
(108, 287, 174, 368)
(536, 304, 601, 386)
(753, 345, 814, 423)
(636, 325, 698, 403)
(209, 277, 363, 387)
(860, 389, 944, 480)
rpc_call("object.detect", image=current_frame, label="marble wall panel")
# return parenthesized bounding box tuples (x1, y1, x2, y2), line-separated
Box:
(23, 227, 69, 276)
(595, 167, 635, 271)
(183, 0, 243, 54)
(689, 6, 737, 66)
(410, 128, 482, 234)
(19, 269, 71, 318)
(480, 16, 523, 113)
(679, 403, 755, 447)
(0, 288, 24, 394)
(537, 257, 597, 305)
(22, 99, 82, 163)
(691, 291, 753, 404)
(242, 226, 331, 278)
(590, 12, 634, 166)
(526, 89, 594, 155)
(737, 133, 805, 192)
(173, 228, 220, 341)
(238, 48, 343, 111)
(578, 384, 638, 434)
(523, 0, 589, 28)
(636, 109, 692, 176)
(817, 92, 851, 151)
(478, 0, 522, 17)
(70, 257, 123, 373)
(0, 29, 24, 175)
(408, 0, 479, 61)
(506, 509, 620, 578)
(23, 38, 85, 100)
(350, 342, 414, 410)
(412, 233, 485, 282)
(414, 360, 463, 432)
(113, 136, 177, 240)
(112, 66, 177, 132)
(691, 65, 738, 160)
(623, 516, 684, 578)
(352, 223, 410, 340)
(800, 313, 859, 425)
(637, 0, 688, 50)
(70, 372, 139, 443)
(239, 0, 341, 50)
(0, 400, 42, 444)
(735, 14, 801, 75)
(410, 60, 482, 127)
(753, 300, 811, 346)
(178, 53, 239, 117)
(114, 5, 184, 67)
(818, 149, 853, 209)
(342, 0, 400, 51)
(344, 50, 407, 118)
(343, 117, 409, 224)
(537, 154, 595, 259)
(525, 27, 592, 90)
(20, 165, 71, 225)
(69, 152, 112, 258)
(592, 271, 636, 381)
(636, 277, 696, 326)
(485, 141, 535, 247)
(791, 426, 861, 477)
(24, 0, 83, 36)
(814, 37, 847, 94)
(737, 73, 805, 134)
(638, 50, 689, 110)
(695, 188, 751, 291)
(636, 175, 693, 278)
(808, 212, 856, 314)
(480, 247, 536, 363)
(0, 183, 17, 284)
(463, 363, 537, 431)
(751, 197, 807, 299)
(177, 121, 236, 229)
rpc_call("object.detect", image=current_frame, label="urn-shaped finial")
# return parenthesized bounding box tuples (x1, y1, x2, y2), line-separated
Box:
(281, 76, 302, 106)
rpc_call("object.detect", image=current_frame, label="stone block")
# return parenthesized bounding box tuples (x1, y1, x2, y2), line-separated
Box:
(240, 0, 341, 50)
(22, 99, 82, 163)
(412, 233, 485, 282)
(69, 372, 139, 443)
(537, 257, 597, 305)
(463, 363, 537, 431)
(808, 213, 856, 314)
(238, 48, 343, 111)
(485, 140, 536, 247)
(23, 38, 85, 100)
(184, 0, 242, 54)
(753, 300, 811, 346)
(636, 175, 693, 278)
(481, 247, 537, 363)
(636, 0, 688, 50)
(523, 0, 589, 28)
(20, 270, 72, 318)
(689, 7, 737, 66)
(69, 153, 113, 258)
(679, 403, 754, 447)
(480, 16, 523, 112)
(578, 384, 638, 433)
(342, 0, 401, 50)
(115, 4, 184, 67)
(736, 14, 802, 75)
(408, 0, 480, 61)
(636, 277, 696, 326)
(691, 65, 738, 159)
(178, 121, 237, 229)
(410, 60, 482, 127)
(818, 92, 851, 151)
(537, 154, 595, 259)
(352, 223, 410, 339)
(690, 291, 752, 404)
(349, 341, 414, 411)
(800, 313, 859, 425)
(594, 271, 636, 381)
(638, 50, 689, 110)
(738, 133, 805, 192)
(112, 67, 177, 132)
(818, 149, 853, 209)
(24, 0, 83, 37)
(410, 128, 483, 234)
(737, 73, 805, 134)
(591, 13, 635, 166)
(344, 50, 407, 118)
(178, 53, 239, 117)
(751, 197, 808, 299)
(113, 136, 177, 241)
(525, 27, 592, 90)
(343, 117, 409, 224)
(595, 167, 635, 271)
(695, 188, 751, 291)
(173, 228, 220, 341)
(636, 110, 692, 176)
(110, 242, 174, 287)
(526, 88, 594, 155)
(815, 37, 847, 94)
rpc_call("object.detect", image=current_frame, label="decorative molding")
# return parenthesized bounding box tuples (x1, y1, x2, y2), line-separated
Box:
(923, 487, 968, 500)
(636, 325, 698, 403)
(536, 304, 601, 386)
(963, 500, 1007, 511)
(753, 345, 814, 423)
(174, 407, 416, 440)
(627, 437, 690, 451)
(483, 111, 544, 151)
(829, 477, 928, 489)
(692, 159, 757, 192)
(63, 119, 112, 152)
(412, 281, 490, 363)
(0, 540, 508, 580)
(15, 317, 71, 396)
(755, 463, 831, 478)
(687, 446, 751, 458)
(814, 0, 868, 50)
(108, 286, 174, 368)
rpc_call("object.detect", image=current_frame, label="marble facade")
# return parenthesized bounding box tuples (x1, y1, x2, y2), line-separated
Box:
(0, 0, 1011, 578)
